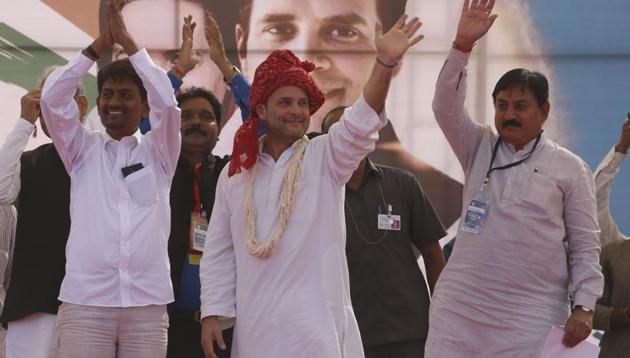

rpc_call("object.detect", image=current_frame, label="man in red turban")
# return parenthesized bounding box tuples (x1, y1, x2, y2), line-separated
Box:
(200, 14, 424, 358)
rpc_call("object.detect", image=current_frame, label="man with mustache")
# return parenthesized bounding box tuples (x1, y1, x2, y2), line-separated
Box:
(39, 0, 181, 356)
(199, 13, 423, 358)
(424, 1, 603, 357)
(167, 86, 234, 358)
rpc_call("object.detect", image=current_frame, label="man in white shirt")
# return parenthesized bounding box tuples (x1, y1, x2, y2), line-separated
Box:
(199, 14, 423, 358)
(39, 0, 181, 356)
(424, 1, 603, 357)
(593, 114, 630, 245)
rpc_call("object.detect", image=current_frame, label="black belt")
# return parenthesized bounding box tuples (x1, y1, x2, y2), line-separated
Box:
(170, 309, 201, 322)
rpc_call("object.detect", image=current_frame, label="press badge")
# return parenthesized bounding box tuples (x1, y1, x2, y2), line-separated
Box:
(462, 199, 489, 234)
(190, 212, 208, 253)
(377, 214, 401, 231)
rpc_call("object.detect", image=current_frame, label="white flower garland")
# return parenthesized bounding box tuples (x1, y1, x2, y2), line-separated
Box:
(244, 136, 309, 258)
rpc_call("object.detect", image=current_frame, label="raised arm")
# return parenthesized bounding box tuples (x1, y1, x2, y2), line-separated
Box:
(433, 0, 498, 168)
(594, 116, 629, 245)
(325, 15, 423, 186)
(205, 11, 251, 122)
(0, 89, 41, 204)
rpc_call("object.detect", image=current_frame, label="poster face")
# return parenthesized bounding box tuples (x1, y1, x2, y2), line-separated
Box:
(2, 0, 629, 231)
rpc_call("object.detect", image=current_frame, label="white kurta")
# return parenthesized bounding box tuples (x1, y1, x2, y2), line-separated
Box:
(200, 95, 386, 358)
(424, 49, 603, 357)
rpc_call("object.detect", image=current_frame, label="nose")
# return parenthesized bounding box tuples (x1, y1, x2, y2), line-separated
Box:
(297, 28, 332, 72)
(108, 93, 122, 107)
(505, 105, 516, 119)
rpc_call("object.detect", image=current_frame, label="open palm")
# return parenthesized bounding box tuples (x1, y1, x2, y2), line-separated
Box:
(375, 14, 424, 65)
(456, 0, 498, 48)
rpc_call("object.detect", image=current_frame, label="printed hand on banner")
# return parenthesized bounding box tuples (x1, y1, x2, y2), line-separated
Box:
(375, 14, 424, 65)
(454, 0, 498, 51)
(173, 15, 199, 79)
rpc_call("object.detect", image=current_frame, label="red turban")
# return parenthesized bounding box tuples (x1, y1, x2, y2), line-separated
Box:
(228, 49, 325, 177)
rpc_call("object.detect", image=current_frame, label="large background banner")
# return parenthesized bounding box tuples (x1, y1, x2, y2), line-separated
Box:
(1, 0, 629, 233)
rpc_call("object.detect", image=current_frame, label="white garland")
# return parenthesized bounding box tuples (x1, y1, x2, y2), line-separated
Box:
(244, 136, 309, 258)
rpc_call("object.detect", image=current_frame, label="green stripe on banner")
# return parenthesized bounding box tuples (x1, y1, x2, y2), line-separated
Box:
(0, 22, 97, 110)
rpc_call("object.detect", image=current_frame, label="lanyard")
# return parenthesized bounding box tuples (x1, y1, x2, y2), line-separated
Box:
(192, 163, 203, 215)
(483, 132, 542, 186)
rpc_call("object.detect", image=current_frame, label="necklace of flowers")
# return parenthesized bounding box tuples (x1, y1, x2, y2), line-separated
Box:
(244, 136, 309, 258)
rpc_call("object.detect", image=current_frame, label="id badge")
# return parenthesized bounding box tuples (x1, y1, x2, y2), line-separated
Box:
(461, 199, 489, 234)
(377, 214, 401, 231)
(190, 212, 208, 253)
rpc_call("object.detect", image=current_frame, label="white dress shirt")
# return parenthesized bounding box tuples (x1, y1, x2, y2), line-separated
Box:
(200, 95, 386, 358)
(594, 147, 628, 245)
(0, 119, 34, 205)
(425, 49, 603, 357)
(39, 49, 181, 307)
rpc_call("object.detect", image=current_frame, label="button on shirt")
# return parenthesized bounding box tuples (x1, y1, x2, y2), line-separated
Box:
(40, 49, 181, 307)
(345, 159, 446, 346)
(425, 49, 603, 357)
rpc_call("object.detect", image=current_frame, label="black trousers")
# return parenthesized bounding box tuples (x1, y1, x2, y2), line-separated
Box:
(364, 339, 425, 358)
(166, 314, 233, 358)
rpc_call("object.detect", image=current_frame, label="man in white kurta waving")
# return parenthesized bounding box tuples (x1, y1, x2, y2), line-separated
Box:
(425, 1, 603, 357)
(199, 14, 424, 358)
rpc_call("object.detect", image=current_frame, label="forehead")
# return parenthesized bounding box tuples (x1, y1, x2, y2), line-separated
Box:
(180, 96, 214, 111)
(268, 85, 308, 100)
(495, 86, 538, 102)
(101, 78, 141, 92)
(249, 0, 379, 27)
(122, 0, 207, 50)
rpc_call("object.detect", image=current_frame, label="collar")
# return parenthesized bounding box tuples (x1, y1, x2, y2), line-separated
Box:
(365, 157, 383, 179)
(503, 131, 545, 155)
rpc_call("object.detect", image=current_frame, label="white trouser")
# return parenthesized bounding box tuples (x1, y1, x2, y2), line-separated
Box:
(56, 303, 168, 358)
(6, 313, 58, 358)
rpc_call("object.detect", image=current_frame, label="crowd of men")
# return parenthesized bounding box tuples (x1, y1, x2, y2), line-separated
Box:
(0, 0, 628, 357)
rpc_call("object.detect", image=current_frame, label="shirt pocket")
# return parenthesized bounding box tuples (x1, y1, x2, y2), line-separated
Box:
(519, 169, 563, 218)
(124, 166, 159, 206)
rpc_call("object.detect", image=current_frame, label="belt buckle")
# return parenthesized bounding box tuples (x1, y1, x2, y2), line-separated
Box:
(194, 310, 201, 322)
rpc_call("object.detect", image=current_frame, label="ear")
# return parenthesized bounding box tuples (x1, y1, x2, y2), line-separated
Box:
(236, 24, 249, 75)
(541, 102, 551, 122)
(77, 96, 89, 123)
(255, 103, 267, 120)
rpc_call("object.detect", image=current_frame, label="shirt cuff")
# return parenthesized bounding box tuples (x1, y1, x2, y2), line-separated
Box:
(610, 148, 627, 167)
(17, 118, 36, 134)
(448, 47, 471, 67)
(573, 292, 599, 312)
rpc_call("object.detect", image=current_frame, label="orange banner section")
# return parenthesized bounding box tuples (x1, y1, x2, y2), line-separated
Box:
(42, 0, 100, 38)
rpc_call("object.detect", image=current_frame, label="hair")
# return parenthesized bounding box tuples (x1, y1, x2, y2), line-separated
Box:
(492, 68, 549, 107)
(38, 66, 85, 100)
(97, 59, 147, 101)
(320, 105, 348, 133)
(237, 0, 407, 58)
(176, 86, 223, 125)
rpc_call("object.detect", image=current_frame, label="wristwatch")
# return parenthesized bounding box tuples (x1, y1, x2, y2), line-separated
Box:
(573, 305, 593, 313)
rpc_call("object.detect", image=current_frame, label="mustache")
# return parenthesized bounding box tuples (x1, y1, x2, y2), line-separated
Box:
(502, 119, 522, 128)
(184, 126, 207, 136)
